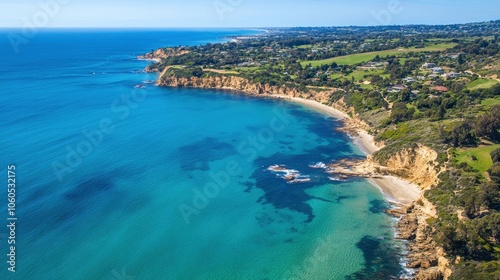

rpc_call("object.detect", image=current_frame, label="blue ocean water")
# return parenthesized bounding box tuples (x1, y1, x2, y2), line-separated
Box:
(0, 29, 404, 279)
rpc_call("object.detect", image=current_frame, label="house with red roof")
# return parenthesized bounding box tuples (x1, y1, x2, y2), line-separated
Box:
(431, 86, 449, 93)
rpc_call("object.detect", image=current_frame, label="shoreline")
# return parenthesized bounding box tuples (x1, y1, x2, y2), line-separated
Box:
(274, 95, 422, 206)
(287, 97, 380, 154)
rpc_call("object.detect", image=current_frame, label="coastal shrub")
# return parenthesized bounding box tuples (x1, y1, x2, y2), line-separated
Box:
(451, 261, 500, 280)
(474, 105, 500, 141)
(328, 90, 345, 102)
(480, 181, 500, 210)
(435, 224, 467, 256)
(451, 121, 477, 147)
(488, 163, 500, 183)
(436, 152, 449, 165)
(491, 148, 500, 163)
(457, 162, 475, 173)
(379, 123, 410, 141)
(191, 67, 204, 78)
(390, 102, 415, 123)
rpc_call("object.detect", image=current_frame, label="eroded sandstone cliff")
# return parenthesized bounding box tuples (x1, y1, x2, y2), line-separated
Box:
(158, 73, 303, 97)
(378, 145, 452, 280)
(384, 145, 439, 191)
(139, 48, 190, 61)
(139, 49, 190, 72)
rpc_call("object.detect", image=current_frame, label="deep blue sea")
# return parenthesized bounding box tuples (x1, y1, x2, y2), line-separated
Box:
(0, 29, 404, 279)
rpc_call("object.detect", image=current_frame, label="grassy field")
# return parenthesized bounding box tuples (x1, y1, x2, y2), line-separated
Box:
(467, 78, 500, 90)
(301, 43, 457, 66)
(427, 38, 448, 42)
(296, 44, 314, 49)
(456, 144, 500, 173)
(330, 69, 388, 81)
(204, 68, 239, 75)
(359, 83, 373, 89)
(419, 43, 457, 51)
(332, 68, 390, 81)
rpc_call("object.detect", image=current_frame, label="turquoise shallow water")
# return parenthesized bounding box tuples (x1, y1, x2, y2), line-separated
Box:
(0, 29, 403, 279)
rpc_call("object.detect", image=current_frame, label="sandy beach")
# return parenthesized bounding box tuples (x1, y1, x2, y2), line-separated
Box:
(289, 97, 381, 154)
(367, 177, 421, 205)
(287, 96, 421, 205)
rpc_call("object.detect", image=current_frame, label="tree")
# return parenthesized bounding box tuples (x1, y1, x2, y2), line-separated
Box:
(463, 193, 481, 218)
(400, 89, 411, 102)
(371, 75, 383, 84)
(458, 54, 466, 65)
(488, 163, 500, 183)
(390, 102, 415, 123)
(437, 224, 467, 256)
(191, 67, 204, 78)
(436, 104, 446, 120)
(480, 181, 500, 210)
(475, 114, 500, 141)
(491, 148, 500, 163)
(451, 121, 477, 147)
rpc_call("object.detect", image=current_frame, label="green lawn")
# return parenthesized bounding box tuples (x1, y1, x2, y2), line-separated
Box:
(301, 43, 457, 66)
(235, 66, 262, 72)
(330, 73, 342, 80)
(456, 144, 500, 173)
(418, 43, 457, 51)
(482, 97, 500, 107)
(427, 38, 448, 42)
(204, 69, 239, 75)
(296, 44, 314, 49)
(331, 69, 389, 81)
(467, 78, 500, 90)
(359, 83, 373, 89)
(330, 69, 386, 81)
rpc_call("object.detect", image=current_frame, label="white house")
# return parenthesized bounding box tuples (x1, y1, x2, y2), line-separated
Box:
(444, 72, 461, 79)
(388, 84, 408, 93)
(403, 77, 417, 83)
(422, 63, 437, 69)
(431, 67, 444, 74)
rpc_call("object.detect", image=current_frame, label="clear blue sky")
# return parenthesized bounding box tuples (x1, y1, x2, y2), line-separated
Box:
(1, 0, 499, 27)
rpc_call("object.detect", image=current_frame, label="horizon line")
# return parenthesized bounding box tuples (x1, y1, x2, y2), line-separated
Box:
(0, 19, 499, 30)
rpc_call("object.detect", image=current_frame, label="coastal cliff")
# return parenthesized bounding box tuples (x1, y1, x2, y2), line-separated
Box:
(158, 72, 304, 97)
(380, 144, 439, 191)
(157, 70, 355, 103)
(139, 48, 190, 61)
(139, 49, 190, 72)
(378, 146, 452, 280)
(155, 72, 449, 280)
